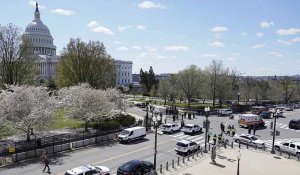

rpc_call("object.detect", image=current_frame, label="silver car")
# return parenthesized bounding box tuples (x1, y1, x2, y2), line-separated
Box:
(233, 134, 265, 148)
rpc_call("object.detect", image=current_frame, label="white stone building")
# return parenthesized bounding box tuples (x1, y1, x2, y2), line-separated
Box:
(115, 60, 133, 86)
(23, 3, 58, 81)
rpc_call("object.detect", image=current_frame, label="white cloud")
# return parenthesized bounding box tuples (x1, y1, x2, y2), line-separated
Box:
(137, 25, 146, 30)
(113, 41, 121, 45)
(215, 33, 224, 39)
(117, 46, 128, 51)
(29, 1, 45, 9)
(278, 39, 292, 45)
(292, 37, 300, 42)
(51, 9, 75, 16)
(209, 41, 225, 47)
(132, 45, 141, 50)
(118, 25, 133, 32)
(256, 32, 264, 37)
(138, 1, 166, 9)
(201, 54, 219, 59)
(87, 21, 115, 35)
(164, 45, 190, 51)
(260, 21, 274, 28)
(241, 32, 248, 36)
(269, 51, 284, 57)
(252, 43, 266, 49)
(276, 28, 300, 35)
(210, 26, 228, 33)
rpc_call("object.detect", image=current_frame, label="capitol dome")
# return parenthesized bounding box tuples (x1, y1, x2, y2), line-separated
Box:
(23, 2, 56, 56)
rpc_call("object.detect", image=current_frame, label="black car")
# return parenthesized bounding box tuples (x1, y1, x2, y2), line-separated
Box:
(260, 111, 271, 119)
(289, 119, 300, 130)
(117, 160, 154, 175)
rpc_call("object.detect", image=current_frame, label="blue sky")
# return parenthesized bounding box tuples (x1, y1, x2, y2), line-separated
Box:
(1, 0, 300, 76)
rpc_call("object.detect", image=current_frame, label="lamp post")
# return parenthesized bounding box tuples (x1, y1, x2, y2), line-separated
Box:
(145, 101, 149, 131)
(237, 150, 241, 175)
(204, 106, 210, 153)
(271, 110, 279, 154)
(152, 113, 161, 170)
(237, 92, 240, 113)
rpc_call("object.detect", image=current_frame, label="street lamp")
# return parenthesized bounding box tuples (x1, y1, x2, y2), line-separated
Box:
(204, 106, 210, 153)
(145, 101, 150, 131)
(152, 113, 161, 170)
(237, 150, 241, 175)
(237, 92, 240, 113)
(271, 109, 280, 154)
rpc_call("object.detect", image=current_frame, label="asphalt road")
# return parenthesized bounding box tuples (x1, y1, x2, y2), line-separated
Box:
(1, 107, 299, 175)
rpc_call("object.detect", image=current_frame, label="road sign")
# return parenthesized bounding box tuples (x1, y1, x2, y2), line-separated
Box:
(9, 147, 15, 153)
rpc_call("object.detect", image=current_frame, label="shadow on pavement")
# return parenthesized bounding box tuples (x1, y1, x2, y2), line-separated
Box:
(211, 162, 226, 168)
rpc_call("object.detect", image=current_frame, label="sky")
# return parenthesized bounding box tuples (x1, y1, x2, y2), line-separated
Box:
(1, 0, 300, 76)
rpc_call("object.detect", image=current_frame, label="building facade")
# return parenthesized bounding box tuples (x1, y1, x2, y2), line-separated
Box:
(23, 2, 58, 81)
(115, 60, 133, 86)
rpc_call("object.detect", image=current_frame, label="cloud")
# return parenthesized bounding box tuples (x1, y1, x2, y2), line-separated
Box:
(292, 37, 300, 42)
(278, 39, 292, 45)
(138, 1, 166, 9)
(215, 33, 224, 39)
(87, 21, 114, 35)
(209, 41, 225, 47)
(118, 25, 133, 32)
(137, 25, 146, 30)
(51, 9, 75, 16)
(252, 43, 266, 49)
(256, 32, 263, 37)
(269, 51, 284, 57)
(260, 21, 274, 28)
(164, 45, 190, 51)
(117, 46, 128, 51)
(276, 28, 300, 35)
(132, 46, 141, 50)
(29, 1, 45, 9)
(201, 54, 219, 59)
(241, 32, 248, 36)
(210, 26, 228, 33)
(113, 41, 121, 45)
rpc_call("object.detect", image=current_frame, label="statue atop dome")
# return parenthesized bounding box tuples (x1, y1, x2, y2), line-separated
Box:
(35, 2, 39, 12)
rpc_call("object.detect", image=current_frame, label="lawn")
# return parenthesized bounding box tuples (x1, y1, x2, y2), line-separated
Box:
(50, 108, 84, 129)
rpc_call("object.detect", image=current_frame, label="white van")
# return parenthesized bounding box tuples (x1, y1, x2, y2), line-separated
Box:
(118, 127, 146, 143)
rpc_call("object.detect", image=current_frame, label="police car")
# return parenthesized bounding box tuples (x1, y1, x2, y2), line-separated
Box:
(233, 134, 265, 148)
(175, 140, 200, 154)
(64, 165, 110, 175)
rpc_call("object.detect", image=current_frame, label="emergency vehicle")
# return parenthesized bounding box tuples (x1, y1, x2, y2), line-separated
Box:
(238, 114, 265, 128)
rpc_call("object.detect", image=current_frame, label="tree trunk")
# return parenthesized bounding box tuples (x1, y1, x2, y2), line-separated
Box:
(85, 121, 89, 132)
(26, 130, 30, 142)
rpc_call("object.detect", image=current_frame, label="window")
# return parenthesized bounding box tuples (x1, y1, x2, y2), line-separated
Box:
(297, 145, 300, 150)
(283, 142, 289, 146)
(290, 144, 295, 148)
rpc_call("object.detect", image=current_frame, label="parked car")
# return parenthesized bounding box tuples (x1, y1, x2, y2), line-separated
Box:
(285, 106, 294, 111)
(274, 140, 300, 156)
(161, 123, 181, 134)
(289, 119, 300, 130)
(182, 124, 202, 134)
(233, 134, 265, 148)
(218, 109, 233, 116)
(117, 160, 154, 175)
(118, 127, 146, 143)
(260, 111, 272, 119)
(64, 165, 110, 175)
(175, 140, 200, 154)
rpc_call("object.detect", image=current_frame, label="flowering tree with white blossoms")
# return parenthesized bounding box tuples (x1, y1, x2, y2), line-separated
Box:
(0, 86, 57, 141)
(105, 88, 129, 113)
(60, 84, 116, 131)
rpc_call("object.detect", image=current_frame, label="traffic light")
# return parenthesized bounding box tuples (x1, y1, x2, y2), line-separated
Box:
(270, 122, 273, 129)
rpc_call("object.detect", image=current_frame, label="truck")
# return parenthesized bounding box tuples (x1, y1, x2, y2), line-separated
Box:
(238, 114, 265, 128)
(118, 127, 146, 143)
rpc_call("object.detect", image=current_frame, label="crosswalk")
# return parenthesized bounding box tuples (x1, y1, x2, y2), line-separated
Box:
(167, 132, 206, 146)
(263, 138, 300, 150)
(264, 121, 300, 132)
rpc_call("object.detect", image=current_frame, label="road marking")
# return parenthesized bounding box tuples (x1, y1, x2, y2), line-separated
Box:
(55, 139, 172, 175)
(279, 124, 287, 128)
(177, 135, 191, 139)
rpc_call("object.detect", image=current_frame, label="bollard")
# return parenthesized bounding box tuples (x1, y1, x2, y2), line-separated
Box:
(231, 141, 233, 148)
(224, 141, 227, 149)
(263, 145, 266, 151)
(297, 154, 300, 161)
(197, 150, 199, 157)
(288, 151, 291, 159)
(188, 154, 190, 161)
(160, 164, 162, 173)
(192, 153, 195, 159)
(280, 149, 282, 156)
(178, 157, 180, 165)
(239, 141, 241, 148)
(172, 159, 174, 168)
(166, 162, 168, 171)
(200, 147, 203, 155)
(183, 156, 185, 163)
(247, 142, 249, 149)
(255, 144, 257, 150)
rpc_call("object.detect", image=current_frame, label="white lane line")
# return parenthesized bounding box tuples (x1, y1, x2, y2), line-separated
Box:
(189, 137, 204, 143)
(172, 133, 185, 137)
(279, 124, 288, 128)
(177, 135, 191, 139)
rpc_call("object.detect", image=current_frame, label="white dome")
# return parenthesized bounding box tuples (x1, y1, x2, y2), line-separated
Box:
(25, 21, 51, 37)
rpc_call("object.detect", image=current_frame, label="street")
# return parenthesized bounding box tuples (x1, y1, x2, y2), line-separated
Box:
(1, 107, 300, 175)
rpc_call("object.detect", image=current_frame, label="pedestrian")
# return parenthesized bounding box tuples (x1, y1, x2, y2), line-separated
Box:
(253, 125, 256, 135)
(181, 120, 185, 128)
(208, 134, 211, 143)
(248, 125, 252, 134)
(218, 133, 223, 144)
(220, 123, 225, 133)
(164, 117, 167, 124)
(231, 126, 236, 137)
(227, 125, 232, 135)
(213, 134, 217, 145)
(42, 155, 50, 173)
(173, 115, 176, 122)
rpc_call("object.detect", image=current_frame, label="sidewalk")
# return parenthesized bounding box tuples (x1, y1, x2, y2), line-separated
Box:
(171, 148, 300, 175)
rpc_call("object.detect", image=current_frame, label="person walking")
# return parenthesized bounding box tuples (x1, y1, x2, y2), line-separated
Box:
(173, 115, 176, 123)
(248, 125, 252, 134)
(42, 155, 50, 173)
(220, 123, 225, 133)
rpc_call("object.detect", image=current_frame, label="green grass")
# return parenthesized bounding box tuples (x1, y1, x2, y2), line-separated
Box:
(50, 108, 84, 129)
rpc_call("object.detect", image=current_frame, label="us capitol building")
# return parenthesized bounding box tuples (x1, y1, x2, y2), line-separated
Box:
(23, 3, 132, 87)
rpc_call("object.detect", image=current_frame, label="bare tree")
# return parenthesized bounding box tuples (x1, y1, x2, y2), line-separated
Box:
(157, 79, 171, 106)
(60, 84, 116, 131)
(0, 86, 56, 141)
(280, 76, 297, 104)
(0, 24, 37, 86)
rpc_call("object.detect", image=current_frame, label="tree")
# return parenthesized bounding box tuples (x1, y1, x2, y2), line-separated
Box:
(55, 38, 116, 89)
(157, 80, 171, 105)
(139, 66, 159, 94)
(280, 76, 297, 104)
(0, 24, 37, 85)
(0, 86, 56, 141)
(174, 65, 202, 108)
(60, 84, 116, 131)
